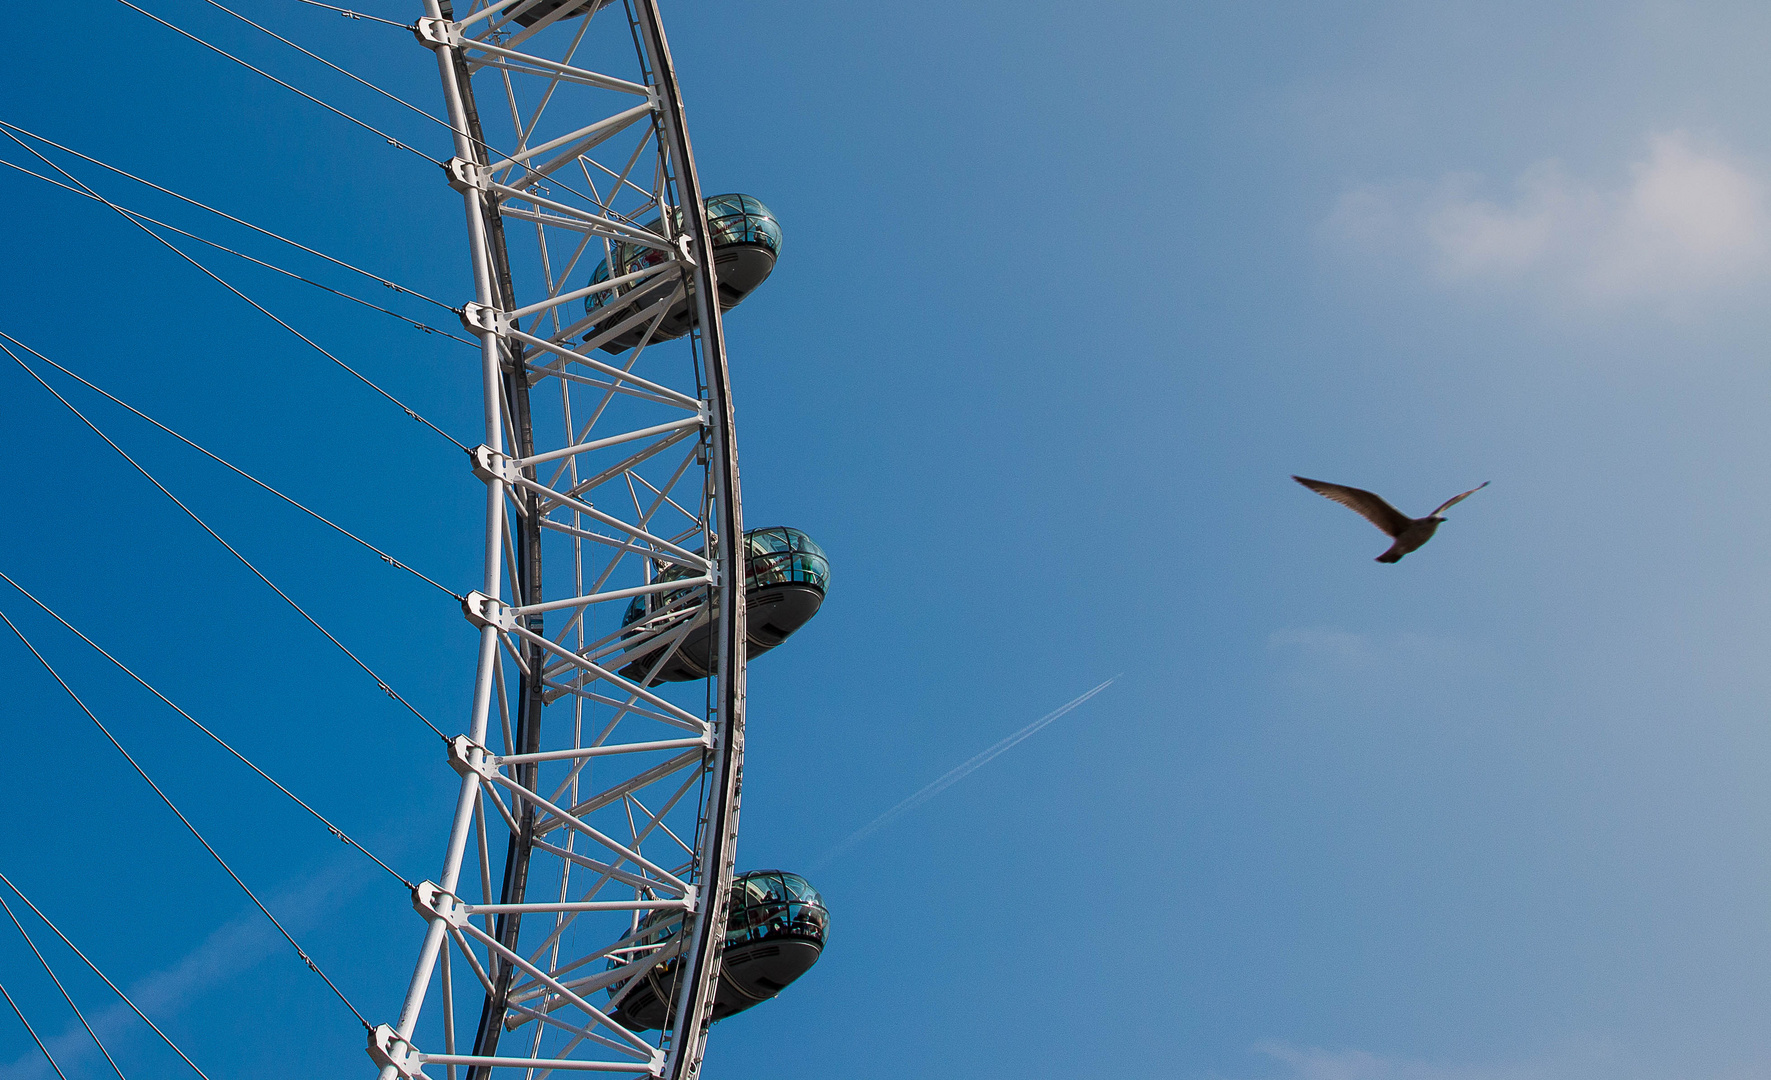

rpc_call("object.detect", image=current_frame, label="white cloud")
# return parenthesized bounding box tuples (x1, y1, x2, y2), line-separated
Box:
(1267, 626, 1484, 702)
(1269, 626, 1466, 671)
(1242, 1039, 1732, 1080)
(1255, 1043, 1564, 1080)
(1268, 626, 1388, 666)
(1327, 132, 1767, 305)
(0, 859, 369, 1080)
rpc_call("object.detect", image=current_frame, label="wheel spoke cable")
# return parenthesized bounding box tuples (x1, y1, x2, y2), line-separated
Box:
(0, 870, 213, 1080)
(0, 158, 476, 345)
(0, 332, 463, 599)
(0, 891, 130, 1080)
(1, 340, 449, 741)
(0, 126, 469, 452)
(0, 609, 373, 1032)
(114, 0, 441, 164)
(296, 0, 411, 28)
(0, 972, 72, 1080)
(189, 0, 650, 221)
(0, 118, 461, 314)
(0, 567, 416, 889)
(205, 0, 446, 129)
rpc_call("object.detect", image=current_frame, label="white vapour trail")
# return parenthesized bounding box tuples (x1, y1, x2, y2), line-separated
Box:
(816, 676, 1119, 867)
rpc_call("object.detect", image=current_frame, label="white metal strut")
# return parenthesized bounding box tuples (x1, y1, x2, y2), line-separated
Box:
(375, 2, 745, 1078)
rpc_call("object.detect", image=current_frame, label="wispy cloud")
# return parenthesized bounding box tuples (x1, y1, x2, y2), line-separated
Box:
(1255, 1043, 1560, 1080)
(1326, 131, 1767, 307)
(1269, 626, 1464, 669)
(1269, 627, 1393, 667)
(1267, 627, 1480, 700)
(1239, 1039, 1744, 1080)
(0, 858, 370, 1080)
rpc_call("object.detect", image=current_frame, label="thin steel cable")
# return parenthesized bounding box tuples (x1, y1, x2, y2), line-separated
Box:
(0, 892, 130, 1080)
(0, 126, 469, 452)
(1, 341, 449, 741)
(207, 0, 445, 127)
(115, 0, 663, 270)
(0, 118, 459, 313)
(114, 0, 440, 164)
(0, 568, 415, 889)
(0, 158, 476, 346)
(0, 331, 464, 599)
(218, 0, 653, 225)
(0, 871, 214, 1080)
(0, 609, 373, 1031)
(297, 0, 410, 28)
(224, 0, 548, 183)
(0, 974, 71, 1080)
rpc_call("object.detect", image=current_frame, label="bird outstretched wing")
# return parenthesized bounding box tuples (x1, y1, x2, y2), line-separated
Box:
(1430, 481, 1489, 517)
(1292, 476, 1411, 537)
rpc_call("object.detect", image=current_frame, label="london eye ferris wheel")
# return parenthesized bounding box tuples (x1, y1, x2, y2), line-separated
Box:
(381, 1, 831, 1077)
(0, 1, 831, 1078)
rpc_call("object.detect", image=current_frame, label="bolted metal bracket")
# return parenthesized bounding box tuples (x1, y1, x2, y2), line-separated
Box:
(460, 589, 516, 632)
(459, 301, 505, 336)
(367, 1024, 429, 1080)
(411, 16, 460, 50)
(411, 880, 471, 928)
(446, 734, 501, 783)
(443, 156, 488, 193)
(468, 445, 519, 485)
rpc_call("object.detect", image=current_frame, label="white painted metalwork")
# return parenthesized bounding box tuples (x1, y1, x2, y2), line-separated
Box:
(378, 2, 745, 1077)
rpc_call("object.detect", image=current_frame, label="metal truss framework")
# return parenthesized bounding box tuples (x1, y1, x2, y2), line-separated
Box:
(374, 2, 745, 1078)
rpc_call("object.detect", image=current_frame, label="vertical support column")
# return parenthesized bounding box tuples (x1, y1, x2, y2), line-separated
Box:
(630, 5, 747, 1079)
(375, 5, 512, 1077)
(433, 8, 549, 1076)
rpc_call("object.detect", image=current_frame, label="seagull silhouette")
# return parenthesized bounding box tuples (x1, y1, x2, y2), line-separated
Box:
(1293, 476, 1489, 563)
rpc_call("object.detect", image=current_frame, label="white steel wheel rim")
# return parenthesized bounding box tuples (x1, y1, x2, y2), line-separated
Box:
(373, 3, 746, 1079)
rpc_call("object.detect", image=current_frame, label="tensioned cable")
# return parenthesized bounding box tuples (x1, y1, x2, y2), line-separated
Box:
(195, 0, 655, 226)
(1, 341, 449, 741)
(297, 0, 411, 30)
(118, 0, 658, 265)
(0, 870, 214, 1080)
(0, 975, 71, 1080)
(0, 126, 469, 452)
(0, 118, 459, 314)
(0, 892, 130, 1080)
(0, 331, 463, 599)
(208, 0, 445, 127)
(0, 568, 415, 889)
(115, 0, 439, 164)
(0, 610, 373, 1031)
(0, 159, 475, 346)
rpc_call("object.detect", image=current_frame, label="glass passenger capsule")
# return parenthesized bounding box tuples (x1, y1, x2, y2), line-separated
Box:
(581, 194, 781, 354)
(604, 870, 828, 1032)
(618, 526, 828, 685)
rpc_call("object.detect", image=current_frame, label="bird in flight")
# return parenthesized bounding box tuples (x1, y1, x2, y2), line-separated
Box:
(1293, 476, 1489, 563)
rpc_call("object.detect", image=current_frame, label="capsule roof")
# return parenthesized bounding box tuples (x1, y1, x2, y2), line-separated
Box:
(621, 526, 828, 628)
(585, 193, 781, 310)
(618, 870, 827, 951)
(703, 194, 781, 256)
(743, 527, 829, 594)
(726, 869, 828, 948)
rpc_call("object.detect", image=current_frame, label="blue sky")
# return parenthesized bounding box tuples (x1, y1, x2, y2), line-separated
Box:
(4, 1, 1771, 1078)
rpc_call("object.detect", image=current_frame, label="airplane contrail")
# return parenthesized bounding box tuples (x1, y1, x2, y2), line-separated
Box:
(814, 676, 1119, 868)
